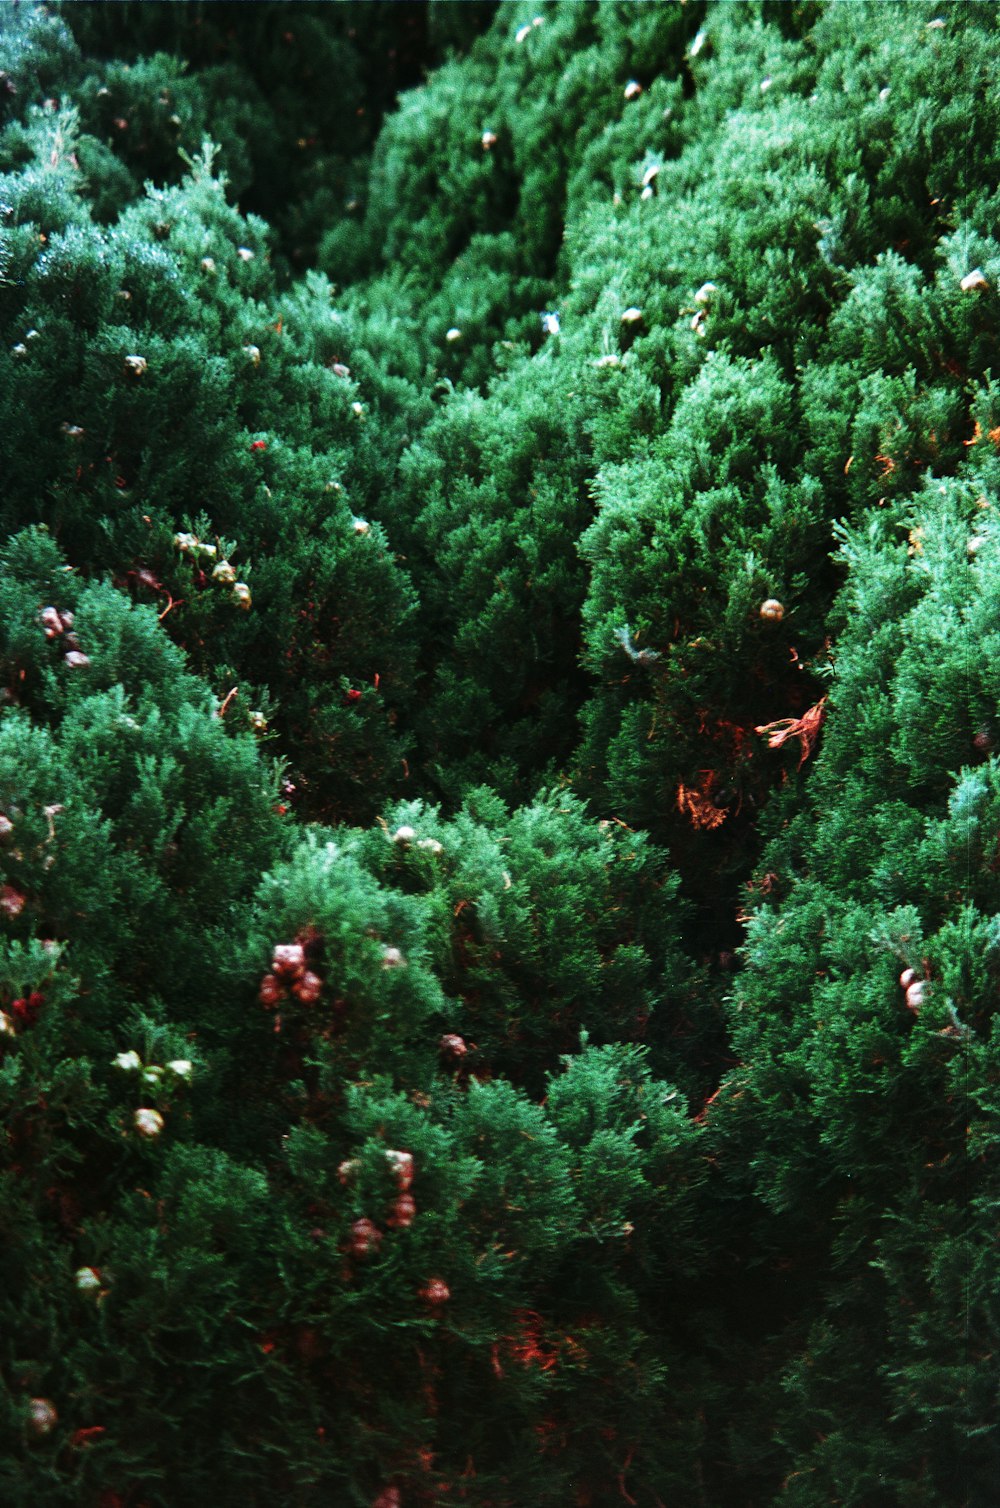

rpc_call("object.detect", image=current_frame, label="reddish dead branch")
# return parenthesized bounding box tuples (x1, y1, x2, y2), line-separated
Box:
(755, 696, 828, 769)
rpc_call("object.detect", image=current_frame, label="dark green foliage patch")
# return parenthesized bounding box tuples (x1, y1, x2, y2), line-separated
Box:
(0, 2, 996, 1503)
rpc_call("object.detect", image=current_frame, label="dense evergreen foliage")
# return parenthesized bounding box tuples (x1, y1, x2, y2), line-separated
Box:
(0, 2, 995, 1503)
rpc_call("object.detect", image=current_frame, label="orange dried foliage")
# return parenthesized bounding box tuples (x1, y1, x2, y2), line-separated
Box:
(964, 420, 1000, 448)
(506, 1309, 560, 1371)
(755, 696, 827, 768)
(695, 710, 754, 755)
(676, 771, 728, 830)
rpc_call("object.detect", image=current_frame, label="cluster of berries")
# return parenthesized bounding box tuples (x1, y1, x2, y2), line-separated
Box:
(899, 966, 928, 1014)
(40, 606, 90, 668)
(339, 1147, 417, 1256)
(112, 1051, 192, 1139)
(259, 940, 323, 1010)
(173, 533, 252, 609)
(0, 989, 44, 1037)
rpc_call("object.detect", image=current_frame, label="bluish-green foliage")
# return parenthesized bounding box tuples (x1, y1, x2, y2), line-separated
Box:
(1, 2, 997, 1503)
(713, 480, 1000, 1502)
(0, 107, 420, 822)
